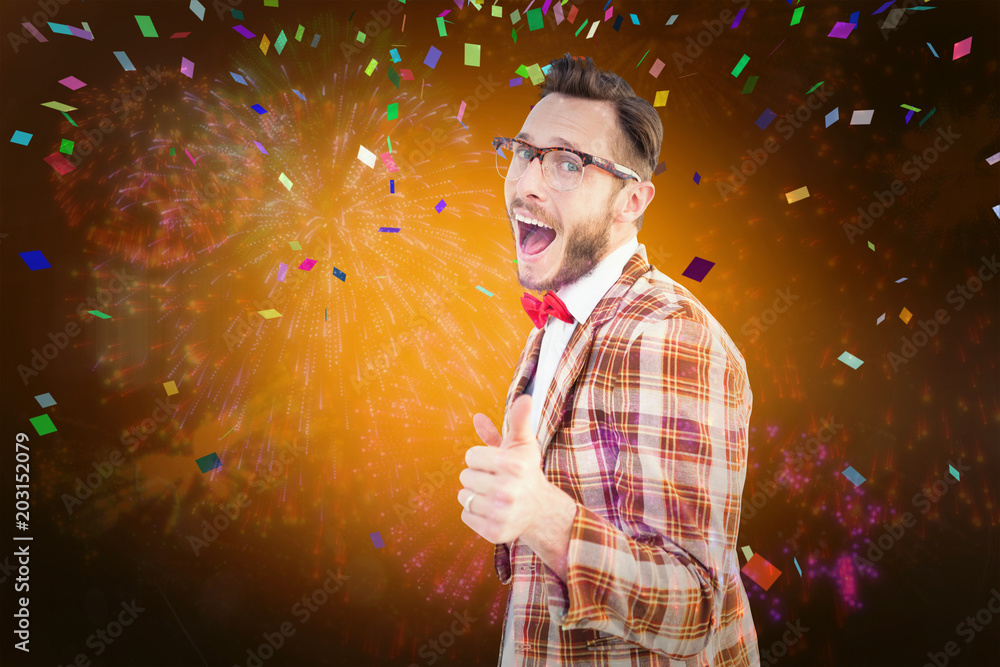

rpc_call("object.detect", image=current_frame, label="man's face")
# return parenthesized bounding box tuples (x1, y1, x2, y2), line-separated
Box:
(504, 93, 635, 293)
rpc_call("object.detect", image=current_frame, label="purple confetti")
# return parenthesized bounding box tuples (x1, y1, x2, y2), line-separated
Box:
(731, 7, 746, 29)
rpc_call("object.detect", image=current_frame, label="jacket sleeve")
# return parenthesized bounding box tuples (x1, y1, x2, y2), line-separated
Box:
(538, 315, 752, 659)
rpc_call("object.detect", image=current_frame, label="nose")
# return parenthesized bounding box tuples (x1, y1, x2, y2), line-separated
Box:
(515, 154, 548, 201)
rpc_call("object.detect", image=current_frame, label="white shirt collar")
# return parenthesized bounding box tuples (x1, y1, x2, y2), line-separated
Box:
(551, 232, 639, 327)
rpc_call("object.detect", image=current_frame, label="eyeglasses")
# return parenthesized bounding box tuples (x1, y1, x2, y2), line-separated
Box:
(491, 137, 641, 192)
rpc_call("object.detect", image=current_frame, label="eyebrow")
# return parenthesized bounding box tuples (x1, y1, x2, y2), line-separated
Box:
(514, 132, 582, 152)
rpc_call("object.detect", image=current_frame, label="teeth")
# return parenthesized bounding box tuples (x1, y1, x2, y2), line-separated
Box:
(515, 213, 553, 231)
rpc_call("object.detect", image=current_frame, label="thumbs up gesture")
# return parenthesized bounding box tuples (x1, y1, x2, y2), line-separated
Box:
(458, 394, 550, 545)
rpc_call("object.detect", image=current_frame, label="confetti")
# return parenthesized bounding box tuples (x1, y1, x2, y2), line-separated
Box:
(387, 102, 398, 120)
(527, 8, 544, 30)
(731, 7, 746, 29)
(357, 145, 376, 169)
(837, 351, 864, 369)
(298, 258, 317, 271)
(20, 250, 52, 271)
(163, 381, 179, 396)
(666, 15, 678, 25)
(180, 57, 194, 78)
(88, 310, 111, 319)
(899, 307, 912, 323)
(731, 54, 750, 77)
(251, 103, 267, 114)
(34, 393, 56, 408)
(649, 58, 665, 78)
(850, 109, 874, 125)
(828, 22, 856, 39)
(113, 51, 136, 71)
(465, 43, 481, 67)
(949, 464, 960, 481)
(195, 453, 222, 473)
(682, 256, 714, 282)
(435, 199, 447, 213)
(653, 90, 668, 107)
(278, 172, 293, 190)
(189, 0, 206, 20)
(134, 15, 158, 38)
(231, 72, 248, 85)
(424, 46, 443, 69)
(952, 36, 972, 60)
(253, 140, 268, 154)
(841, 465, 866, 486)
(10, 130, 32, 146)
(741, 76, 759, 95)
(740, 545, 754, 561)
(785, 186, 810, 204)
(258, 309, 282, 319)
(370, 532, 386, 549)
(692, 171, 701, 185)
(825, 108, 839, 127)
(277, 263, 288, 282)
(43, 152, 76, 174)
(742, 554, 781, 590)
(30, 414, 57, 436)
(755, 108, 777, 130)
(233, 24, 255, 39)
(58, 76, 86, 90)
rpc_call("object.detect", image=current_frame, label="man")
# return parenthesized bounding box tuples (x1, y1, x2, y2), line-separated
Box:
(458, 54, 759, 666)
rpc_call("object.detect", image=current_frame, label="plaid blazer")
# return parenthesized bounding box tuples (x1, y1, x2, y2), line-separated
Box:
(495, 243, 759, 666)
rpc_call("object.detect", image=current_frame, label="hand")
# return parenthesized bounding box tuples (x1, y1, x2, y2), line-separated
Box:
(458, 394, 552, 545)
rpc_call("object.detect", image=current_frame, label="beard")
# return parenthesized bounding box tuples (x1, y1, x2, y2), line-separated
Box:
(509, 188, 620, 294)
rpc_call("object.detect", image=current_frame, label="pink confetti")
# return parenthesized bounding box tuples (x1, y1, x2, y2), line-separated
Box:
(277, 263, 288, 282)
(649, 59, 665, 78)
(298, 258, 317, 271)
(952, 36, 972, 60)
(457, 100, 467, 123)
(58, 76, 86, 90)
(380, 152, 399, 172)
(184, 147, 197, 165)
(43, 152, 75, 174)
(828, 21, 856, 39)
(180, 57, 194, 78)
(400, 69, 414, 80)
(22, 22, 48, 42)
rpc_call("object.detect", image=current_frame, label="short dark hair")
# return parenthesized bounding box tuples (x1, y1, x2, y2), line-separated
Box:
(538, 54, 662, 231)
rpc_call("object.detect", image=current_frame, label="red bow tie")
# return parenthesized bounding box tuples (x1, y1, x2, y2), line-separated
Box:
(521, 291, 574, 328)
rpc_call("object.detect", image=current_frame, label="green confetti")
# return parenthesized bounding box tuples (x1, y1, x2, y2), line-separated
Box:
(134, 15, 158, 37)
(387, 102, 398, 120)
(741, 75, 759, 95)
(791, 6, 804, 25)
(731, 54, 750, 77)
(30, 414, 57, 436)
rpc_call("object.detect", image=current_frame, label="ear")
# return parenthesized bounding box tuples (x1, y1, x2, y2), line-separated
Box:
(616, 180, 654, 227)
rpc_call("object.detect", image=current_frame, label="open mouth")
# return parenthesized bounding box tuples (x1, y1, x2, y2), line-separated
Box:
(517, 219, 557, 257)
